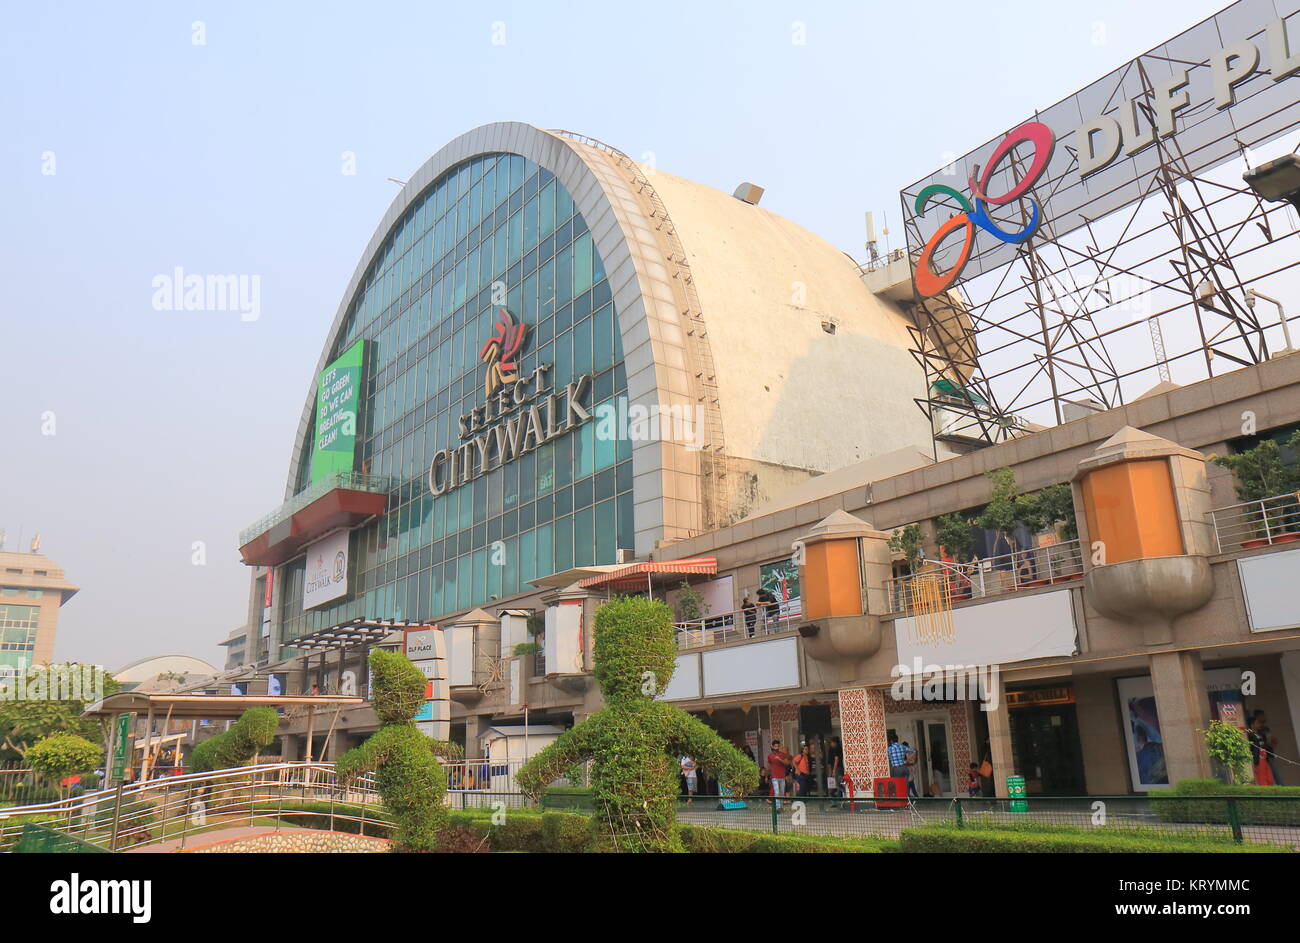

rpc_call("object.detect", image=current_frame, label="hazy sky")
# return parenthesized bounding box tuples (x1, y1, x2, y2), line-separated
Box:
(0, 1, 1235, 669)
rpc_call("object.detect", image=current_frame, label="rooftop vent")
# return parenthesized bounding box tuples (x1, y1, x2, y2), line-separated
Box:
(732, 182, 764, 205)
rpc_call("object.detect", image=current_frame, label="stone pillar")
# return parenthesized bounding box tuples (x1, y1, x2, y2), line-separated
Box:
(985, 676, 1015, 798)
(837, 688, 889, 793)
(463, 714, 489, 759)
(280, 734, 301, 762)
(1149, 649, 1212, 783)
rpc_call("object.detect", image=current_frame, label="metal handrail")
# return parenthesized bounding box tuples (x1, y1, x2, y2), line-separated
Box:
(1210, 491, 1300, 552)
(0, 762, 383, 853)
(673, 599, 802, 650)
(885, 539, 1084, 613)
(238, 471, 393, 544)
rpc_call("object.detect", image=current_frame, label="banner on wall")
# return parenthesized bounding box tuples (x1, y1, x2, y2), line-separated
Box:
(303, 529, 349, 611)
(311, 338, 365, 483)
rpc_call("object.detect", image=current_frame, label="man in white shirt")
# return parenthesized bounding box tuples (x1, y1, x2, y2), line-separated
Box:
(680, 755, 698, 804)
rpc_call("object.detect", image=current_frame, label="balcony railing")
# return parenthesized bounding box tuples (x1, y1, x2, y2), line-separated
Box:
(238, 472, 393, 546)
(673, 599, 802, 650)
(885, 539, 1084, 613)
(1211, 492, 1300, 553)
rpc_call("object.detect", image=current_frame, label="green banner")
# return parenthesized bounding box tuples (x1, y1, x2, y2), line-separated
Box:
(312, 338, 365, 483)
(111, 712, 130, 782)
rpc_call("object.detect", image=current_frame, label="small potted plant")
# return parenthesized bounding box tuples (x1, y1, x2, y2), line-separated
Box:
(1214, 430, 1300, 548)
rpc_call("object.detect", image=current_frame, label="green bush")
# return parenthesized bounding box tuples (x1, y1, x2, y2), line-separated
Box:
(900, 822, 1287, 853)
(1151, 778, 1300, 826)
(190, 707, 279, 772)
(680, 825, 894, 853)
(539, 786, 594, 811)
(26, 733, 102, 786)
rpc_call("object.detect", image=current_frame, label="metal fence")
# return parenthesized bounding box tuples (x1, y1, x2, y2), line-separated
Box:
(886, 540, 1084, 612)
(0, 762, 384, 853)
(1212, 492, 1300, 552)
(0, 763, 101, 805)
(673, 600, 802, 650)
(605, 793, 1300, 848)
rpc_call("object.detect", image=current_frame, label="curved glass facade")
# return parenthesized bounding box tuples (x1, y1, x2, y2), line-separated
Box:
(279, 153, 633, 645)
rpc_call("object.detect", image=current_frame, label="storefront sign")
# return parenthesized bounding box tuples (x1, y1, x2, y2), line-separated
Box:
(311, 338, 365, 483)
(1074, 18, 1300, 178)
(1006, 686, 1075, 708)
(429, 309, 592, 497)
(302, 529, 349, 610)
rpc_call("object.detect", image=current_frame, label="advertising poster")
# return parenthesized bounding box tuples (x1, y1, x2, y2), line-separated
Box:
(303, 529, 349, 610)
(1117, 676, 1167, 791)
(311, 338, 365, 483)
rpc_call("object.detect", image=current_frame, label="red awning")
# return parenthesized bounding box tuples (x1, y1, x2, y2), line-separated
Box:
(577, 557, 718, 592)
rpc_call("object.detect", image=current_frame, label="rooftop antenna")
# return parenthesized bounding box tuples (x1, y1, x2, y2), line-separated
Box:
(865, 211, 880, 264)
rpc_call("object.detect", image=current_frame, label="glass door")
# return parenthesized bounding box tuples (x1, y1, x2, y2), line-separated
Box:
(886, 713, 954, 797)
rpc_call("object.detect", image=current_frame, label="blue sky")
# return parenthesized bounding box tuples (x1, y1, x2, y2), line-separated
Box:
(0, 1, 1232, 668)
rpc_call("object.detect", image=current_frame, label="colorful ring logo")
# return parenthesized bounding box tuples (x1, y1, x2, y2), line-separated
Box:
(913, 121, 1055, 299)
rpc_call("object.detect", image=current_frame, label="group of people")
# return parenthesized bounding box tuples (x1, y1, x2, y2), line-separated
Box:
(739, 589, 781, 637)
(760, 737, 845, 809)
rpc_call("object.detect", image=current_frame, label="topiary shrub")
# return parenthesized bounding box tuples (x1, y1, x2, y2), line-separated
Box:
(335, 649, 462, 852)
(516, 596, 758, 852)
(190, 707, 280, 772)
(25, 733, 101, 796)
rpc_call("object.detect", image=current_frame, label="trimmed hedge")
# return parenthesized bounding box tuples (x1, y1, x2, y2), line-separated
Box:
(680, 824, 895, 853)
(900, 822, 1288, 853)
(539, 786, 594, 811)
(1151, 778, 1300, 826)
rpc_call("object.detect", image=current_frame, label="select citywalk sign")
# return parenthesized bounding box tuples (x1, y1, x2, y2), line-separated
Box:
(429, 307, 592, 497)
(312, 338, 365, 483)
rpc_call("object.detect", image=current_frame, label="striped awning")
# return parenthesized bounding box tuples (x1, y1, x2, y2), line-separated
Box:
(577, 557, 718, 591)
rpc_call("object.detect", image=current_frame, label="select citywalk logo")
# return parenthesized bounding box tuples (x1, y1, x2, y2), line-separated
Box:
(912, 120, 1055, 299)
(49, 874, 152, 924)
(480, 307, 527, 397)
(430, 307, 592, 497)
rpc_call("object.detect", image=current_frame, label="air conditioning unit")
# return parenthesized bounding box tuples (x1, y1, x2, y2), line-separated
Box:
(616, 548, 635, 564)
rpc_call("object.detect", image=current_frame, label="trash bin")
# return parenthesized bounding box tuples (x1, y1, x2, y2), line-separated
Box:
(1006, 775, 1028, 813)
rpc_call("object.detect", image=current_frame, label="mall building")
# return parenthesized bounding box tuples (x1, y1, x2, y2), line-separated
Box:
(228, 121, 1300, 798)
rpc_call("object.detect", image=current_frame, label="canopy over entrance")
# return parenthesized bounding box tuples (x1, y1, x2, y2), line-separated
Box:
(577, 557, 717, 593)
(83, 692, 363, 720)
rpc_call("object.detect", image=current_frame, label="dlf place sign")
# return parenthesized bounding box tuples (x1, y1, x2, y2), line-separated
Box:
(428, 307, 593, 497)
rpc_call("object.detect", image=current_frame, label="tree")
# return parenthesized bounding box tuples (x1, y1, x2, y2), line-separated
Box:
(190, 707, 280, 773)
(1018, 483, 1079, 540)
(673, 581, 708, 622)
(888, 524, 925, 571)
(335, 649, 462, 851)
(516, 596, 758, 852)
(26, 732, 101, 797)
(934, 513, 974, 562)
(1204, 720, 1252, 785)
(0, 664, 120, 762)
(977, 467, 1025, 554)
(1214, 431, 1300, 536)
